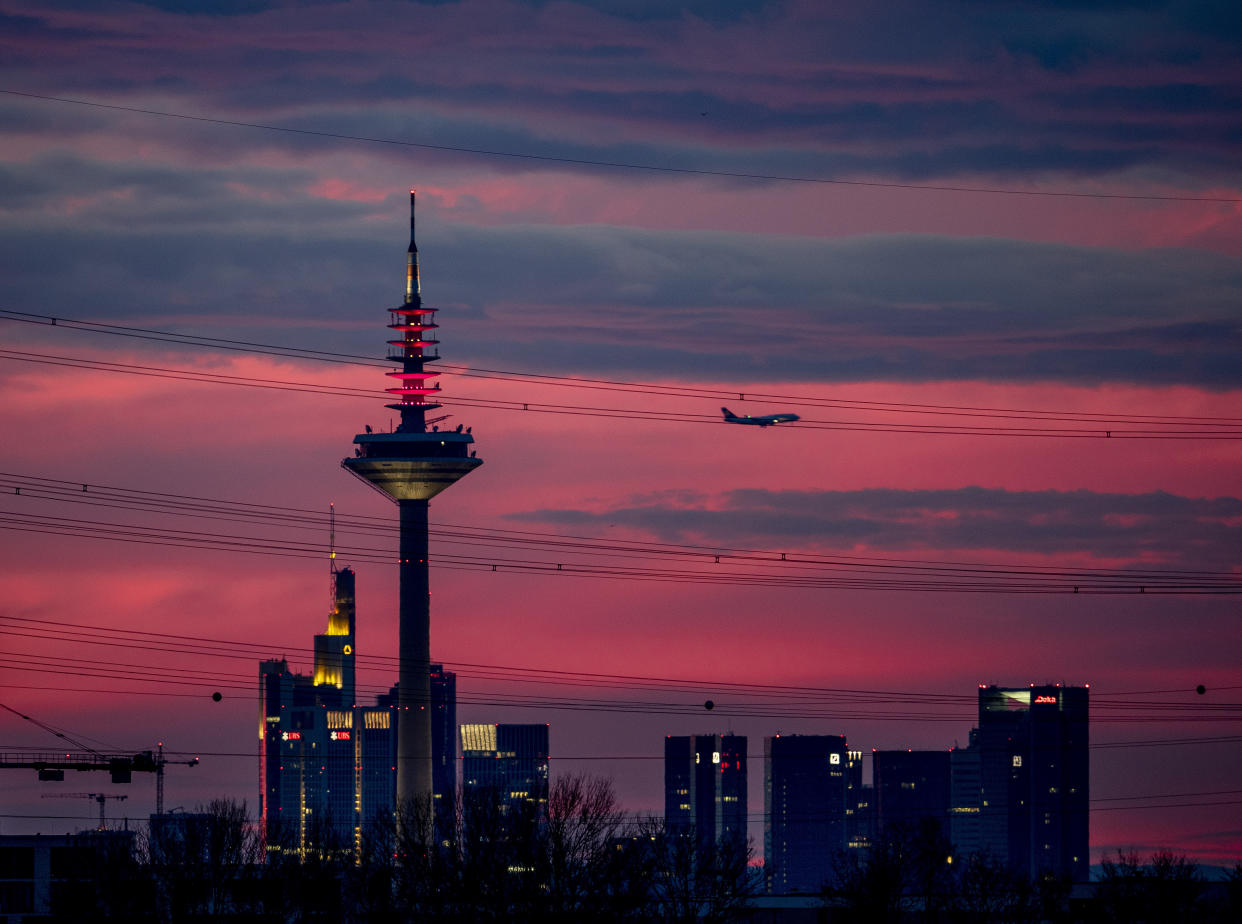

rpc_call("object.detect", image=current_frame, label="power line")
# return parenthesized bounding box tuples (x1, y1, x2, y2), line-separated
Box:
(6, 308, 1242, 433)
(6, 621, 1241, 716)
(11, 345, 1242, 440)
(3, 472, 1235, 589)
(3, 510, 1235, 594)
(5, 89, 1239, 203)
(3, 616, 1239, 726)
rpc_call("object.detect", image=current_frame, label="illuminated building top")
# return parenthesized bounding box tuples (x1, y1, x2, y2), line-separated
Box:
(342, 189, 482, 502)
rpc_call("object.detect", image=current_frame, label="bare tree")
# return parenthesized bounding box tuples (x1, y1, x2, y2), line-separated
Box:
(1094, 849, 1205, 924)
(826, 834, 910, 924)
(954, 851, 1037, 923)
(144, 799, 264, 921)
(534, 773, 650, 921)
(639, 818, 755, 924)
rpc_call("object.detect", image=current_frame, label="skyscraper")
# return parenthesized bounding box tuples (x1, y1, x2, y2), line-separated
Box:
(342, 190, 481, 811)
(460, 723, 550, 816)
(664, 734, 747, 845)
(873, 749, 951, 836)
(977, 685, 1089, 881)
(259, 567, 362, 851)
(764, 734, 848, 894)
(258, 567, 458, 851)
(949, 729, 983, 858)
(431, 664, 457, 820)
(845, 748, 874, 851)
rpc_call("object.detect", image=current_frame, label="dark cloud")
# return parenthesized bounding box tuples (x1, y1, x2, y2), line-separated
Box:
(5, 0, 1242, 186)
(509, 486, 1242, 569)
(2, 162, 1240, 385)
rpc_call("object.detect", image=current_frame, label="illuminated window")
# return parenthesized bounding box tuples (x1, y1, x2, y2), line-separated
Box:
(1012, 755, 1023, 768)
(712, 752, 720, 764)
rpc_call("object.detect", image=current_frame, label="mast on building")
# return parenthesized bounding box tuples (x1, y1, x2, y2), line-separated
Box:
(341, 190, 482, 811)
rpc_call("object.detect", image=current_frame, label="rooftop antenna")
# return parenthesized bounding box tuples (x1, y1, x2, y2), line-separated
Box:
(329, 502, 337, 617)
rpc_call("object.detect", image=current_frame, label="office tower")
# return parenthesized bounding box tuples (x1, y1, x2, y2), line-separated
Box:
(258, 568, 458, 851)
(312, 563, 355, 700)
(664, 735, 747, 845)
(355, 704, 397, 835)
(342, 190, 482, 810)
(431, 664, 457, 818)
(764, 735, 848, 894)
(949, 729, 983, 858)
(978, 685, 1089, 881)
(460, 723, 550, 815)
(873, 749, 951, 836)
(845, 749, 874, 851)
(259, 567, 359, 850)
(259, 677, 360, 851)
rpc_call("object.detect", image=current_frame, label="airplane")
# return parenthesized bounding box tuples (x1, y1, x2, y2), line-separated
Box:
(721, 406, 800, 427)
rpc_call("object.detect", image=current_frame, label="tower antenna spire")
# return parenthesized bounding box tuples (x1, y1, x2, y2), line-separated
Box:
(406, 189, 420, 306)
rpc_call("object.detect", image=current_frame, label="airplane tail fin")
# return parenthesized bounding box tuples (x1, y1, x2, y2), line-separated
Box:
(721, 407, 737, 420)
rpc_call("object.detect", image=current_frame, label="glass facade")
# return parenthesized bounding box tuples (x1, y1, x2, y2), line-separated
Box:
(764, 734, 848, 894)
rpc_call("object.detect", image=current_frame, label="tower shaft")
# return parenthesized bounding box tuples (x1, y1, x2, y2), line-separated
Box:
(397, 499, 432, 806)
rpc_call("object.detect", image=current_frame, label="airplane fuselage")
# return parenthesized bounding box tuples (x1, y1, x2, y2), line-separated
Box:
(720, 407, 800, 427)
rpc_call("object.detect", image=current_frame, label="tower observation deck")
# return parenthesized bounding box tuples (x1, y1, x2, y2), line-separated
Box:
(342, 190, 481, 812)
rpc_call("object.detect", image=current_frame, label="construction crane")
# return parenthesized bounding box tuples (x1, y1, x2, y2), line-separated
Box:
(41, 792, 129, 831)
(1, 703, 198, 814)
(152, 742, 200, 815)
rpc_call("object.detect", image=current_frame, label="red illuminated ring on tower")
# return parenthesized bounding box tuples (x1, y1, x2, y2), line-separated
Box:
(386, 339, 440, 348)
(385, 371, 441, 380)
(391, 307, 437, 316)
(388, 323, 440, 332)
(385, 386, 442, 395)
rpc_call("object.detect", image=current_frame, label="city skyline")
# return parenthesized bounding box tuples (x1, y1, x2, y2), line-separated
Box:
(2, 0, 1241, 869)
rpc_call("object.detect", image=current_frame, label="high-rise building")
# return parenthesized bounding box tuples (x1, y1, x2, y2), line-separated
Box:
(431, 664, 457, 819)
(949, 729, 983, 858)
(342, 190, 482, 811)
(664, 734, 747, 846)
(845, 749, 874, 850)
(873, 749, 951, 836)
(258, 567, 458, 851)
(977, 685, 1089, 881)
(259, 567, 359, 850)
(460, 723, 550, 816)
(764, 734, 848, 894)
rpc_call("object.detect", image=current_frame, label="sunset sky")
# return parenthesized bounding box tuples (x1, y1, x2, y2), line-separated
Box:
(1, 0, 1240, 866)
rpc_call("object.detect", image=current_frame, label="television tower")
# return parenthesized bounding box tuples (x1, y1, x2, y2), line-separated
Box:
(342, 190, 481, 810)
